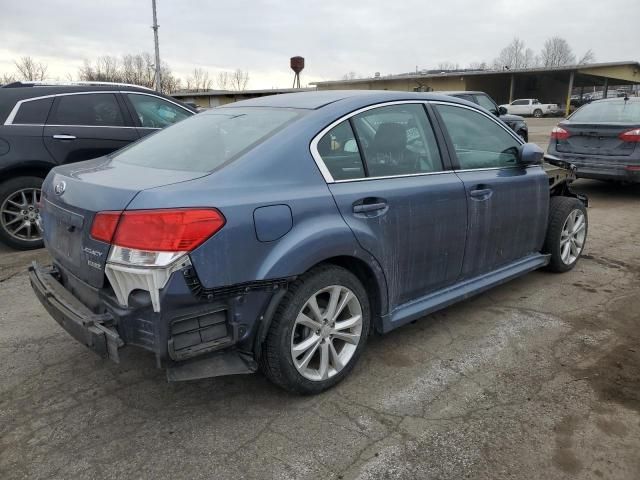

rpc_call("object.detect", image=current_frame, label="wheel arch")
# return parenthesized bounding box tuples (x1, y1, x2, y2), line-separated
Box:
(0, 161, 53, 183)
(253, 253, 389, 360)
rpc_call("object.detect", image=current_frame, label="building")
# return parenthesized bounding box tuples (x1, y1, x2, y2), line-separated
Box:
(312, 61, 640, 116)
(172, 87, 315, 108)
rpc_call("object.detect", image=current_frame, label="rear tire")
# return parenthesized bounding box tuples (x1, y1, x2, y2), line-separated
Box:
(543, 196, 588, 273)
(0, 176, 44, 250)
(533, 109, 543, 118)
(261, 265, 371, 394)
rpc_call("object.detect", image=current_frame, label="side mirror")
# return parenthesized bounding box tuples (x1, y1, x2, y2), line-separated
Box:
(498, 106, 508, 115)
(518, 143, 544, 166)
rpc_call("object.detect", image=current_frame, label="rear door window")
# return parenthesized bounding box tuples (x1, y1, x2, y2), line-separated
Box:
(436, 104, 520, 169)
(352, 104, 442, 178)
(12, 97, 54, 124)
(113, 107, 303, 172)
(316, 121, 366, 180)
(126, 93, 191, 128)
(48, 93, 125, 126)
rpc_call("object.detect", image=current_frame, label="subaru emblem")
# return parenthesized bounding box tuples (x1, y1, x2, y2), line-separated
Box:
(54, 181, 66, 196)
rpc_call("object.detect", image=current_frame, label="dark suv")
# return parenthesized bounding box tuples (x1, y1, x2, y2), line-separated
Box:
(440, 91, 529, 141)
(0, 81, 195, 249)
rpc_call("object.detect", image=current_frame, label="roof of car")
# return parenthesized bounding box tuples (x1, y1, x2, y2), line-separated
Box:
(435, 91, 485, 96)
(219, 89, 473, 110)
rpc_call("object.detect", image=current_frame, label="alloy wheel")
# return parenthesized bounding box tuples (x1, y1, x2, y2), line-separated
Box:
(560, 209, 586, 265)
(290, 285, 363, 381)
(0, 188, 42, 243)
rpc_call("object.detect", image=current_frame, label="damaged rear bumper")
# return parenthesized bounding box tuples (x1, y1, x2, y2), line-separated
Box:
(28, 261, 285, 381)
(29, 262, 123, 362)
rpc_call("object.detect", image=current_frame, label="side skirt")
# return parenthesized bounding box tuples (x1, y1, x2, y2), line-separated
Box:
(380, 253, 550, 333)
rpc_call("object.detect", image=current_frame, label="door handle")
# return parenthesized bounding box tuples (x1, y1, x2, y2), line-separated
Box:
(52, 134, 76, 140)
(469, 188, 493, 200)
(353, 201, 388, 213)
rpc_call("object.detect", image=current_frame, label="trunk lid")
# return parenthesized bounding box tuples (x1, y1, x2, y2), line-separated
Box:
(555, 122, 639, 157)
(41, 156, 207, 288)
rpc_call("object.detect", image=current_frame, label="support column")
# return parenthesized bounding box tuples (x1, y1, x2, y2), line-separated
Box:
(603, 78, 609, 99)
(508, 74, 515, 103)
(565, 71, 575, 118)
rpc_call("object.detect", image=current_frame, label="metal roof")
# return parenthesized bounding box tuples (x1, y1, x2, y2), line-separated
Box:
(312, 61, 640, 86)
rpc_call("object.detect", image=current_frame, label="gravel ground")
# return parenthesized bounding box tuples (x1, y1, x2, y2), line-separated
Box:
(1, 118, 639, 479)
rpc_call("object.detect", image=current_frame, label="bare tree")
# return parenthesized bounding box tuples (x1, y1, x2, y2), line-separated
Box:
(437, 62, 460, 71)
(468, 61, 487, 70)
(1, 73, 18, 84)
(186, 68, 212, 91)
(342, 71, 358, 80)
(229, 69, 249, 91)
(577, 49, 595, 65)
(493, 38, 537, 70)
(14, 56, 48, 81)
(77, 52, 180, 93)
(216, 71, 230, 90)
(540, 37, 576, 67)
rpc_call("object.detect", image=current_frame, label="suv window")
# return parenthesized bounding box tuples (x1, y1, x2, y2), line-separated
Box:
(48, 93, 125, 126)
(317, 121, 365, 180)
(127, 93, 190, 128)
(351, 104, 442, 177)
(13, 97, 54, 124)
(436, 104, 520, 169)
(474, 94, 498, 115)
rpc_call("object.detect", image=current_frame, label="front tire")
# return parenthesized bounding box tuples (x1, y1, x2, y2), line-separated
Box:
(543, 196, 588, 273)
(261, 265, 371, 394)
(533, 109, 543, 118)
(0, 176, 44, 250)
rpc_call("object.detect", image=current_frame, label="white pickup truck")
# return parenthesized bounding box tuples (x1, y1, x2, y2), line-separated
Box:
(499, 98, 561, 117)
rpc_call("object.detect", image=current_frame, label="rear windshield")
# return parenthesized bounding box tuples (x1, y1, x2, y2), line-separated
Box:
(570, 100, 640, 123)
(112, 107, 303, 172)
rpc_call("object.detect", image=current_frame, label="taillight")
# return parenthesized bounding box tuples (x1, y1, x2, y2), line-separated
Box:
(90, 211, 121, 243)
(551, 126, 570, 140)
(96, 208, 226, 312)
(619, 128, 640, 143)
(90, 208, 225, 251)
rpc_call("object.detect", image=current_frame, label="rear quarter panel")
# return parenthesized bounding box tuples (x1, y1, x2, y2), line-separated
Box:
(126, 114, 389, 312)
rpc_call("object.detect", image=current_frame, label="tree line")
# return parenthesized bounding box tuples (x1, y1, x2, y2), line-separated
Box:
(342, 36, 595, 79)
(1, 54, 250, 94)
(491, 36, 594, 70)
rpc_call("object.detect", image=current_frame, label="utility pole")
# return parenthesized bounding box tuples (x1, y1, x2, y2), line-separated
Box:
(151, 0, 161, 91)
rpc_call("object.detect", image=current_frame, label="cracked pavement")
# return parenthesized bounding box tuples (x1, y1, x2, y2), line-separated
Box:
(1, 178, 639, 480)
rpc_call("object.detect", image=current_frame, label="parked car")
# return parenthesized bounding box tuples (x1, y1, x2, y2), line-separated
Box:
(548, 96, 640, 183)
(439, 90, 528, 141)
(499, 98, 561, 117)
(29, 91, 588, 394)
(0, 81, 196, 249)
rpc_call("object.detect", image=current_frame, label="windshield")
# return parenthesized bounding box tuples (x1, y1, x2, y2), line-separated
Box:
(112, 107, 303, 172)
(570, 100, 640, 123)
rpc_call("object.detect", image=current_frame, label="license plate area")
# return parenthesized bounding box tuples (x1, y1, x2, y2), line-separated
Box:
(45, 200, 84, 265)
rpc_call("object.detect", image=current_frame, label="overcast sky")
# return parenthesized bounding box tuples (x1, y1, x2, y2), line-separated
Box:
(1, 0, 638, 89)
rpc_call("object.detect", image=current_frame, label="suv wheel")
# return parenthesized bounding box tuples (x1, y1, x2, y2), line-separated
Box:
(544, 196, 588, 272)
(0, 176, 44, 250)
(533, 109, 543, 118)
(261, 265, 371, 394)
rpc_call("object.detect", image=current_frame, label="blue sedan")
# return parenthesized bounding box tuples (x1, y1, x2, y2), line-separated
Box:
(29, 91, 587, 393)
